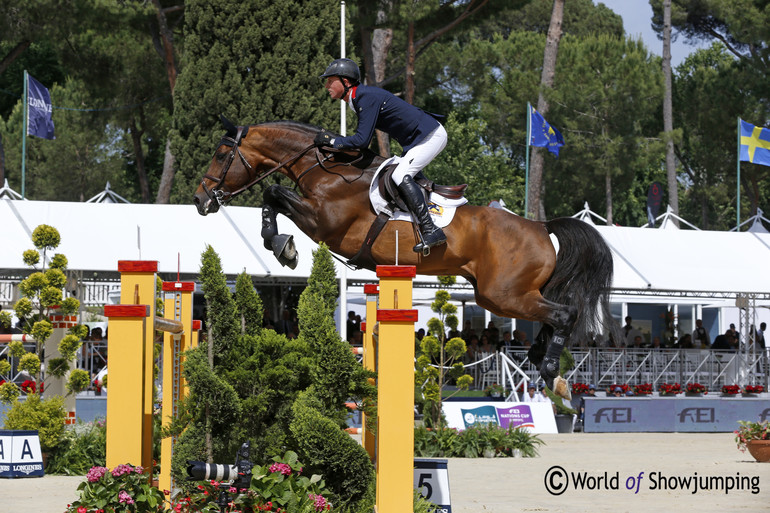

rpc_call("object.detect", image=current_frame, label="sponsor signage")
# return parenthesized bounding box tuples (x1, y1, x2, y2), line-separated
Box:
(0, 430, 45, 478)
(584, 398, 770, 433)
(442, 401, 558, 433)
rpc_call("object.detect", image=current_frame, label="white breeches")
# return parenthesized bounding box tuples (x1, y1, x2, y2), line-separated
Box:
(391, 124, 447, 185)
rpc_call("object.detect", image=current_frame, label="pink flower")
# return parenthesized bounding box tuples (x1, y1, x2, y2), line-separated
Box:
(308, 493, 332, 512)
(269, 463, 292, 476)
(111, 464, 136, 477)
(78, 507, 88, 513)
(118, 490, 135, 504)
(86, 466, 109, 482)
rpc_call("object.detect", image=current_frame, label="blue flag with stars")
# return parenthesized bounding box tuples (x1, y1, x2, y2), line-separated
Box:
(740, 119, 770, 167)
(529, 105, 564, 156)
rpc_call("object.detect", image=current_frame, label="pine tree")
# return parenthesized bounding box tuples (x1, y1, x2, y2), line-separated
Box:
(170, 0, 345, 204)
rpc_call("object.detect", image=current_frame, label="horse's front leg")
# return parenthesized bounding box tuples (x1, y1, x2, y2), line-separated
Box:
(261, 185, 307, 269)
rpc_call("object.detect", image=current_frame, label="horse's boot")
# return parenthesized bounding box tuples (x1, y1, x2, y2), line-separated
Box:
(540, 331, 570, 399)
(261, 207, 278, 250)
(397, 175, 446, 254)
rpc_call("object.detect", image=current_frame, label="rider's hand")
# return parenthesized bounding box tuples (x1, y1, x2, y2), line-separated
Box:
(314, 130, 333, 147)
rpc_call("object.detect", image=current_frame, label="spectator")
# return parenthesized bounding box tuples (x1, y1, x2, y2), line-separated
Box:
(676, 333, 694, 349)
(692, 319, 710, 348)
(727, 323, 740, 345)
(346, 311, 359, 335)
(486, 321, 499, 347)
(711, 331, 734, 351)
(612, 386, 624, 397)
(650, 336, 663, 349)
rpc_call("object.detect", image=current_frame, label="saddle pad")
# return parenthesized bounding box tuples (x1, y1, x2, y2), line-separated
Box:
(369, 156, 468, 229)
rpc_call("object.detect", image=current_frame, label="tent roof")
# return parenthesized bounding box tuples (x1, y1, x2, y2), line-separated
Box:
(2, 198, 769, 297)
(0, 199, 377, 282)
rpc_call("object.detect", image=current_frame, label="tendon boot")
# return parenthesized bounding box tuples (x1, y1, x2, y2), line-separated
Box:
(397, 175, 447, 255)
(540, 332, 566, 392)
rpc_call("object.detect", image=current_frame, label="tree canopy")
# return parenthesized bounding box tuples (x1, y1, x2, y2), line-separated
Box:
(0, 0, 767, 228)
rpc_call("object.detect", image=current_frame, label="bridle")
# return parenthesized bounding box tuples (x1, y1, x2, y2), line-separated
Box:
(199, 125, 368, 207)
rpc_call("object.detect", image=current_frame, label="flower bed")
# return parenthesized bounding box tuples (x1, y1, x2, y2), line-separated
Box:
(721, 384, 741, 395)
(744, 385, 765, 394)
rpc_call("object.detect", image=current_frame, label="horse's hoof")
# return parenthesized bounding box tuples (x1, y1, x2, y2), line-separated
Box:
(553, 376, 572, 401)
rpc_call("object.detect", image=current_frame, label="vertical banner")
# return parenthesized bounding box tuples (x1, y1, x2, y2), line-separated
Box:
(26, 74, 55, 140)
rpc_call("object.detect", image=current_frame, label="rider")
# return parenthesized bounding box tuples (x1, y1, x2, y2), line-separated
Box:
(315, 58, 447, 254)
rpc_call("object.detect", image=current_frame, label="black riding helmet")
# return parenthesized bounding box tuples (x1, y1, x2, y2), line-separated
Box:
(320, 58, 361, 85)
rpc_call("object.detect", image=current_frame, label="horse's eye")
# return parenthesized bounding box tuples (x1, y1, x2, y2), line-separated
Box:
(215, 152, 227, 162)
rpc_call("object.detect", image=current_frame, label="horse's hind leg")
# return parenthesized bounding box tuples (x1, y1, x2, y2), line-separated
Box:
(538, 303, 577, 399)
(477, 288, 576, 398)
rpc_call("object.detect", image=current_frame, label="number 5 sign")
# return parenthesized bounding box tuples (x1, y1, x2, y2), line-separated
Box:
(414, 458, 452, 512)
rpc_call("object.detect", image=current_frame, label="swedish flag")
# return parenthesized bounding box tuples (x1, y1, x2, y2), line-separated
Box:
(529, 105, 564, 156)
(740, 119, 770, 167)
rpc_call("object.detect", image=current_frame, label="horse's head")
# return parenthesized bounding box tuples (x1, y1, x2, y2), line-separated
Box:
(194, 118, 321, 216)
(193, 116, 257, 215)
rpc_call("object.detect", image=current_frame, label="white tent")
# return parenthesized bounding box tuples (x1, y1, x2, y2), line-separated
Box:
(2, 198, 770, 335)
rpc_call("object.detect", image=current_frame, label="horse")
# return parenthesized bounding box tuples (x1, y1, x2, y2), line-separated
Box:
(193, 119, 619, 399)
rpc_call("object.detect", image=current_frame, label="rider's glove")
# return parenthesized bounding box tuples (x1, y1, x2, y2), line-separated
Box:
(314, 130, 333, 147)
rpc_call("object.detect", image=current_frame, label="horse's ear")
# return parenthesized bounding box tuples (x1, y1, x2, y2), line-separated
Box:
(219, 114, 237, 136)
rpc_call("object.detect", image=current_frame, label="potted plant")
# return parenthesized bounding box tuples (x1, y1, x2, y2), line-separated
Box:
(633, 383, 653, 395)
(734, 420, 770, 462)
(685, 382, 708, 395)
(571, 382, 590, 395)
(721, 384, 741, 396)
(744, 385, 765, 396)
(483, 383, 505, 399)
(659, 382, 682, 396)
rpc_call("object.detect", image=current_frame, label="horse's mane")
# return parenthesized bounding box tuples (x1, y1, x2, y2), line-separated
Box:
(254, 120, 383, 167)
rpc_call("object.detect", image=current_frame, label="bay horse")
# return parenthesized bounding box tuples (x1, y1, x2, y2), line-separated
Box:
(193, 119, 619, 399)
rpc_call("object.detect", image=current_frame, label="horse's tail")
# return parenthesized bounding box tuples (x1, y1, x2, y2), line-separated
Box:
(542, 217, 620, 344)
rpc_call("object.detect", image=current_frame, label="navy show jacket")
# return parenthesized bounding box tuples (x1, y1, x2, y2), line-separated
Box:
(332, 85, 441, 153)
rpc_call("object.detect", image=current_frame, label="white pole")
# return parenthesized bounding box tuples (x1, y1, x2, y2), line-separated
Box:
(338, 1, 348, 344)
(340, 1, 347, 137)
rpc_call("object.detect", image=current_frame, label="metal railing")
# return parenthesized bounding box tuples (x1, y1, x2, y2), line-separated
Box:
(500, 348, 769, 390)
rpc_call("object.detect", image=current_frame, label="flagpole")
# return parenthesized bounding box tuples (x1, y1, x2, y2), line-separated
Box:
(525, 102, 531, 219)
(21, 70, 28, 199)
(736, 116, 741, 230)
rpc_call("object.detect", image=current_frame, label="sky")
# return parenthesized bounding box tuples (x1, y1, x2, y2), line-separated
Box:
(595, 0, 710, 66)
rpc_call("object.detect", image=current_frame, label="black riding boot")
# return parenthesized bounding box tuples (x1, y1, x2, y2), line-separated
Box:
(397, 175, 447, 254)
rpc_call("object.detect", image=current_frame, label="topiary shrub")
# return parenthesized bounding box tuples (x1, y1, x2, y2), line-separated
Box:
(290, 388, 375, 513)
(3, 393, 66, 451)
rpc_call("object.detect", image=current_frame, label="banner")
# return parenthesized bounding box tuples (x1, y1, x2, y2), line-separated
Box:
(442, 401, 558, 433)
(529, 105, 564, 156)
(27, 74, 55, 140)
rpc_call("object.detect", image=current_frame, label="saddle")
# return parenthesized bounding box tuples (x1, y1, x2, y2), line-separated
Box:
(377, 163, 468, 213)
(347, 163, 467, 270)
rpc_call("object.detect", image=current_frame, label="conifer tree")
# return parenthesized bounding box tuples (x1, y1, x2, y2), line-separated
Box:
(170, 0, 345, 204)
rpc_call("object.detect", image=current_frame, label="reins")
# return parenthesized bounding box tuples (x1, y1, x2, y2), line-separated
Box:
(201, 126, 369, 206)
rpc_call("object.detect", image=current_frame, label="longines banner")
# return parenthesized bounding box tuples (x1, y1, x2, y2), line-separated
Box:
(584, 397, 770, 433)
(442, 401, 558, 433)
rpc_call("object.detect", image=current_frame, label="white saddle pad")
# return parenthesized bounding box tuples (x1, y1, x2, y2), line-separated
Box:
(368, 156, 468, 229)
